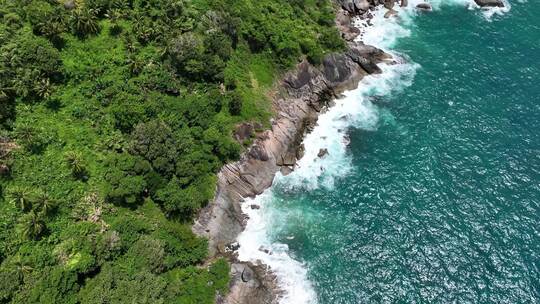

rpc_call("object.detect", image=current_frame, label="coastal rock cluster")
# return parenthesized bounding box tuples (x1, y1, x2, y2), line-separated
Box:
(193, 6, 392, 302)
(474, 0, 505, 7)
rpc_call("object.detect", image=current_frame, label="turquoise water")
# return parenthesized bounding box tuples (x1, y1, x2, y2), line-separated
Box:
(256, 2, 540, 303)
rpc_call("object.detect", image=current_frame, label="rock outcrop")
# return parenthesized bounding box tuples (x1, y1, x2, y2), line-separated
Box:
(193, 41, 391, 304)
(337, 0, 409, 14)
(474, 0, 505, 7)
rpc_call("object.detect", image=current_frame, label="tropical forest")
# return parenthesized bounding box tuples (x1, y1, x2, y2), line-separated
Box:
(0, 0, 344, 303)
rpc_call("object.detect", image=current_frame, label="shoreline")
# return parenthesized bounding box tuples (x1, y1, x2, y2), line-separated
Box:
(194, 0, 511, 303)
(193, 1, 398, 303)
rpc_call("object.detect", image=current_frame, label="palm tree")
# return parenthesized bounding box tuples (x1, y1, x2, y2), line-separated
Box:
(70, 7, 100, 37)
(34, 191, 57, 216)
(17, 211, 45, 240)
(65, 151, 86, 178)
(14, 124, 35, 150)
(8, 186, 33, 212)
(11, 255, 33, 281)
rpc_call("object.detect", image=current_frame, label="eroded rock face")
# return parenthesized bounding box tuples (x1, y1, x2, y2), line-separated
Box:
(235, 123, 254, 142)
(338, 0, 409, 14)
(224, 263, 280, 304)
(193, 41, 391, 304)
(474, 0, 505, 7)
(193, 2, 394, 303)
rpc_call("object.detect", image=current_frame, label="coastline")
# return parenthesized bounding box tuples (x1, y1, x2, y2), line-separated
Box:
(193, 0, 512, 303)
(193, 1, 396, 303)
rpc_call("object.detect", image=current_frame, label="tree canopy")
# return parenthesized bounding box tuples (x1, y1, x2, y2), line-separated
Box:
(0, 0, 344, 302)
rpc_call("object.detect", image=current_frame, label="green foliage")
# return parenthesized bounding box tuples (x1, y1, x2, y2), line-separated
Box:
(78, 263, 168, 304)
(17, 211, 45, 240)
(70, 7, 100, 37)
(103, 153, 150, 205)
(129, 120, 179, 178)
(25, 0, 67, 43)
(0, 0, 343, 302)
(0, 29, 61, 103)
(64, 151, 87, 179)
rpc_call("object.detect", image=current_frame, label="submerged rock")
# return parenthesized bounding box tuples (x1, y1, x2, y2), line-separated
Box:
(474, 0, 505, 7)
(416, 3, 432, 11)
(258, 246, 271, 254)
(227, 242, 241, 252)
(384, 9, 398, 19)
(318, 148, 329, 158)
(280, 166, 294, 176)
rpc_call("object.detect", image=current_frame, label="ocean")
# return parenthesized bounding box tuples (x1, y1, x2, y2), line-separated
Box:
(237, 1, 540, 303)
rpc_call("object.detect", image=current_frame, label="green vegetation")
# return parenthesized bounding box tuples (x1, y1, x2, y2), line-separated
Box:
(0, 0, 343, 303)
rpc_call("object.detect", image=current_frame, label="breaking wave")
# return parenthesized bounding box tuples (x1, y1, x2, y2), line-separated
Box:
(236, 1, 512, 303)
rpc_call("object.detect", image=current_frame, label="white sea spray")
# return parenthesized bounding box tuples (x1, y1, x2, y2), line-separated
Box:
(235, 1, 511, 303)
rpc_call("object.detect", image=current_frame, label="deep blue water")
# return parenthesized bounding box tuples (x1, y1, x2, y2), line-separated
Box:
(265, 2, 540, 303)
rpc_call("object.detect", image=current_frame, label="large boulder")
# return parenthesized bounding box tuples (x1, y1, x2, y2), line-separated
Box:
(322, 53, 354, 84)
(384, 0, 395, 10)
(235, 123, 254, 142)
(474, 0, 504, 7)
(384, 9, 398, 18)
(340, 0, 356, 13)
(354, 0, 371, 11)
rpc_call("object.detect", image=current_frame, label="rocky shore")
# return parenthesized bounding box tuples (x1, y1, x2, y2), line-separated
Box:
(192, 0, 507, 303)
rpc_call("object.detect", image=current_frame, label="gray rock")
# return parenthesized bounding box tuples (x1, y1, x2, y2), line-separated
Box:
(322, 53, 353, 84)
(474, 0, 504, 7)
(193, 4, 393, 303)
(227, 242, 241, 251)
(63, 0, 76, 10)
(250, 204, 260, 210)
(241, 266, 253, 282)
(354, 0, 370, 11)
(401, 0, 408, 7)
(249, 144, 269, 161)
(416, 3, 432, 10)
(340, 0, 357, 13)
(318, 148, 329, 158)
(284, 61, 313, 89)
(280, 166, 293, 176)
(235, 123, 254, 142)
(296, 143, 305, 159)
(384, 0, 395, 10)
(384, 9, 398, 18)
(282, 152, 296, 166)
(258, 246, 271, 254)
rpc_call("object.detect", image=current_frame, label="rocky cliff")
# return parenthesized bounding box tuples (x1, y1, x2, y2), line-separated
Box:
(193, 2, 397, 304)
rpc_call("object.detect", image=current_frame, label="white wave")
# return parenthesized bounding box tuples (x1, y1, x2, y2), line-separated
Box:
(237, 191, 318, 304)
(235, 1, 509, 303)
(237, 9, 419, 304)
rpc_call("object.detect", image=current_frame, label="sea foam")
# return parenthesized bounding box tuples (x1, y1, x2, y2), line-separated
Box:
(236, 1, 510, 303)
